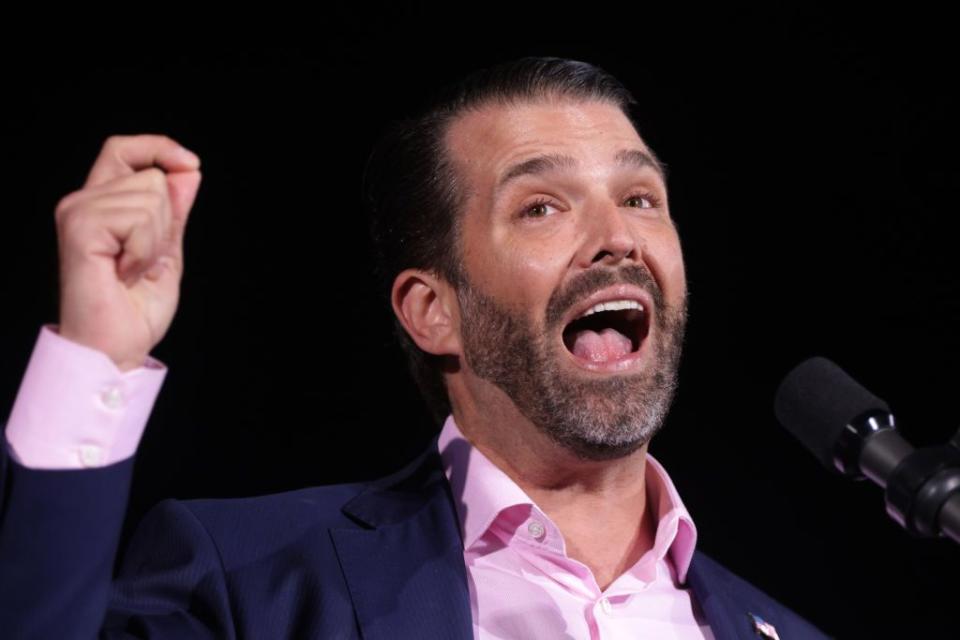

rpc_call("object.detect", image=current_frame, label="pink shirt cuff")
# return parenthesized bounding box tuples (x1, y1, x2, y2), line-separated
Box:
(3, 324, 167, 469)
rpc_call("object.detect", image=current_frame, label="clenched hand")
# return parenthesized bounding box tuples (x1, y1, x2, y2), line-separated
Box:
(55, 135, 202, 371)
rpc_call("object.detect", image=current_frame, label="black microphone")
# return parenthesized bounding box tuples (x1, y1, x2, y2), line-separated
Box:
(774, 357, 960, 544)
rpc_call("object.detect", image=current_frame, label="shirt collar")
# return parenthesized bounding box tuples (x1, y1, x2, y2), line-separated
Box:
(437, 413, 699, 583)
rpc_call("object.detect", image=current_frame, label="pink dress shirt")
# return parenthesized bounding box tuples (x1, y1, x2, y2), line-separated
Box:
(438, 415, 714, 639)
(4, 324, 166, 469)
(4, 324, 714, 638)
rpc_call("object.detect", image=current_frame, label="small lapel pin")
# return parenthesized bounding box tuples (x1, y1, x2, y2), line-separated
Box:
(748, 613, 781, 640)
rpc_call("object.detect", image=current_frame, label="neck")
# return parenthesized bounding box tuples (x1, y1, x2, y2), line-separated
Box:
(448, 376, 657, 589)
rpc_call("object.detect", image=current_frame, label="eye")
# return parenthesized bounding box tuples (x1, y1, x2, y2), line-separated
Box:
(519, 191, 663, 219)
(623, 192, 663, 209)
(520, 196, 558, 219)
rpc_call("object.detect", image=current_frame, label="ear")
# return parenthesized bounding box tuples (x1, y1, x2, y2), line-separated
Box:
(391, 268, 462, 357)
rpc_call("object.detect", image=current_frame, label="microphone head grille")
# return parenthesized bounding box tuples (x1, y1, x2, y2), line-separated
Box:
(774, 357, 890, 469)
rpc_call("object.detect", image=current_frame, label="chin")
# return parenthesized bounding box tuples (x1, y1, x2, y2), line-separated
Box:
(551, 430, 651, 462)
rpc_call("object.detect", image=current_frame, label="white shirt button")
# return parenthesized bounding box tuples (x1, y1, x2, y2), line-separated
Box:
(99, 386, 124, 410)
(78, 445, 104, 467)
(599, 597, 613, 614)
(527, 520, 546, 539)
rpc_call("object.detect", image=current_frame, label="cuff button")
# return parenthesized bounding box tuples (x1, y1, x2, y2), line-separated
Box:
(78, 444, 104, 467)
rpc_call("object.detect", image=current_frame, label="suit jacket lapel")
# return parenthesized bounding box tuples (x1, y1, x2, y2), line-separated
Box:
(330, 437, 473, 640)
(687, 551, 784, 640)
(329, 438, 786, 640)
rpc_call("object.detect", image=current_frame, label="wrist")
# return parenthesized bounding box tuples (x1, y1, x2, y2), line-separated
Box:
(54, 325, 148, 373)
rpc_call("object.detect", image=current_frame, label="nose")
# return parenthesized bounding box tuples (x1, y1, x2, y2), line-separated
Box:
(574, 198, 641, 269)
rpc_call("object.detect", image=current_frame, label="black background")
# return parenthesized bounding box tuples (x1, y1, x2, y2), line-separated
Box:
(3, 6, 959, 637)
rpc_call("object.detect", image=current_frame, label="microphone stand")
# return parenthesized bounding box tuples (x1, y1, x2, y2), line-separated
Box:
(851, 417, 960, 544)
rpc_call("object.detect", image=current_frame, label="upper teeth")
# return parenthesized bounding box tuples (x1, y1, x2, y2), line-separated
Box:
(577, 299, 644, 319)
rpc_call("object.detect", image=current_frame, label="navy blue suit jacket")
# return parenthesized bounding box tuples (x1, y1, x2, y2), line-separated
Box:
(0, 429, 829, 639)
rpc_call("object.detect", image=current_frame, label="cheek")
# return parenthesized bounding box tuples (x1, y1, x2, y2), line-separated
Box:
(659, 239, 687, 303)
(514, 248, 570, 283)
(475, 253, 565, 316)
(482, 226, 574, 295)
(643, 228, 686, 303)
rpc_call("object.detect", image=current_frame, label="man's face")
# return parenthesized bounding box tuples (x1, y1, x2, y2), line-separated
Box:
(444, 97, 688, 461)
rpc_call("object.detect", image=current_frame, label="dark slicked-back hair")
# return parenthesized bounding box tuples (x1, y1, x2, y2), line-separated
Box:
(363, 56, 646, 426)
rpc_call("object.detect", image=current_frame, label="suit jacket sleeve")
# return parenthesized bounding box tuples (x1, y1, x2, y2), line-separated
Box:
(0, 429, 235, 639)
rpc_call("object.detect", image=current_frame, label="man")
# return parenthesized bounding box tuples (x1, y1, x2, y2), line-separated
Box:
(0, 57, 828, 638)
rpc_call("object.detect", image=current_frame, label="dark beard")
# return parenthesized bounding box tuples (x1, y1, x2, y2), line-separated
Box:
(456, 264, 688, 461)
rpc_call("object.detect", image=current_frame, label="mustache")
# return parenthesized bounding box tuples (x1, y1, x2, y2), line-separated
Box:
(545, 264, 665, 329)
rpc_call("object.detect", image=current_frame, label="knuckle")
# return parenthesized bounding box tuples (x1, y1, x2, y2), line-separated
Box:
(54, 192, 78, 221)
(103, 133, 174, 156)
(58, 207, 93, 238)
(103, 134, 125, 150)
(135, 133, 175, 148)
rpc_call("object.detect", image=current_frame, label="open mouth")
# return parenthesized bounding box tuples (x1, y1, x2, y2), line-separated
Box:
(561, 300, 650, 367)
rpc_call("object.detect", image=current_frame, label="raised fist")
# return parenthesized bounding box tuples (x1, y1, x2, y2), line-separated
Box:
(55, 134, 202, 371)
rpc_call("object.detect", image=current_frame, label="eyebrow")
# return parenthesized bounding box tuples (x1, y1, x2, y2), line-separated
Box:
(494, 148, 669, 199)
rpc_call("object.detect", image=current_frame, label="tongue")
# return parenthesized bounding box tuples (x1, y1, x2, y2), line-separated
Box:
(570, 328, 633, 363)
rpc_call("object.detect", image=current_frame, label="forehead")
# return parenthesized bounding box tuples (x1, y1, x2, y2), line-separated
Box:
(443, 98, 661, 190)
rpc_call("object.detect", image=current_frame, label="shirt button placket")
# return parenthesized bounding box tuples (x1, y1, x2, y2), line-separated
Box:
(599, 597, 613, 615)
(99, 385, 124, 410)
(527, 520, 546, 540)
